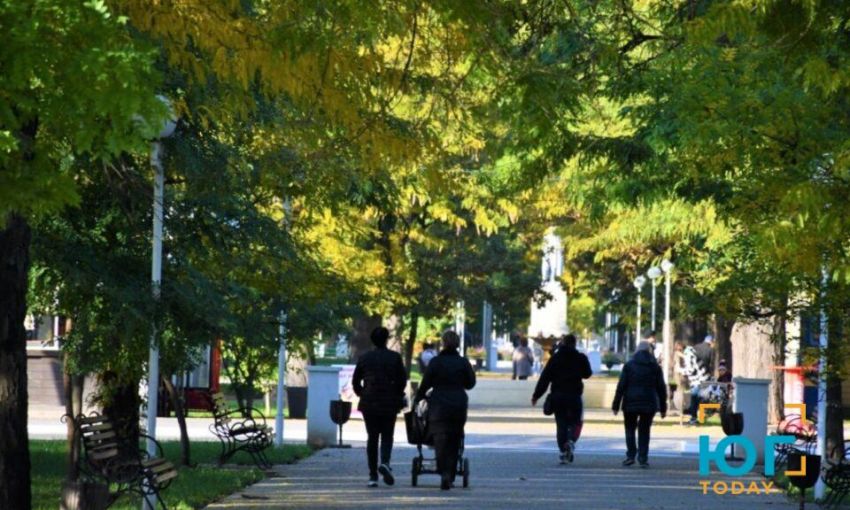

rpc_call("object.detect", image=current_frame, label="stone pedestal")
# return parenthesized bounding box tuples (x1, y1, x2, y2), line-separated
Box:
(586, 350, 602, 374)
(307, 366, 341, 448)
(732, 377, 771, 464)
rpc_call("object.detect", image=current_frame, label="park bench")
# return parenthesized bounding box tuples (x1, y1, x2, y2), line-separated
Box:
(773, 414, 817, 470)
(66, 412, 178, 509)
(821, 440, 850, 508)
(207, 392, 273, 469)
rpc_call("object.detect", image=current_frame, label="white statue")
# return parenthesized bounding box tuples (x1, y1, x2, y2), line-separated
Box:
(529, 230, 569, 339)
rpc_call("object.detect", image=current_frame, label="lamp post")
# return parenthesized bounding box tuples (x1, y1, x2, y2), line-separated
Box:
(274, 309, 287, 447)
(660, 259, 674, 386)
(647, 266, 662, 332)
(455, 301, 465, 355)
(633, 275, 647, 352)
(145, 96, 176, 510)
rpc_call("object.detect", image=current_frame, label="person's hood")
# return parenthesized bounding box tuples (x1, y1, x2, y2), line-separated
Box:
(632, 349, 657, 365)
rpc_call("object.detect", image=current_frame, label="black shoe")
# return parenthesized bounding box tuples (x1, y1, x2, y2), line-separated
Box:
(441, 477, 452, 491)
(622, 458, 635, 467)
(378, 464, 394, 486)
(559, 452, 566, 465)
(639, 461, 649, 469)
(367, 478, 378, 487)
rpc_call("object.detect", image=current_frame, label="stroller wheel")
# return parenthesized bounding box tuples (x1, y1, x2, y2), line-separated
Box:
(462, 458, 470, 488)
(411, 457, 420, 487)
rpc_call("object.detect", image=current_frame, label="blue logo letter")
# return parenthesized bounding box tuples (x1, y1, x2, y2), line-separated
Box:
(764, 436, 796, 476)
(699, 436, 756, 476)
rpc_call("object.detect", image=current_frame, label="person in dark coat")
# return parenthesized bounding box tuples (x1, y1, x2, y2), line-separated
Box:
(415, 330, 476, 490)
(352, 327, 407, 487)
(612, 341, 668, 468)
(531, 334, 592, 464)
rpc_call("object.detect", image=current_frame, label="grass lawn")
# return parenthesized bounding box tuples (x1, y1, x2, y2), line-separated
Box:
(31, 439, 313, 510)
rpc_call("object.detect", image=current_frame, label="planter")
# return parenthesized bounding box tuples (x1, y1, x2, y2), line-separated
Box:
(286, 386, 308, 419)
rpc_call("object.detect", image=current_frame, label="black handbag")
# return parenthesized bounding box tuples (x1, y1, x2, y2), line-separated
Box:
(543, 394, 554, 416)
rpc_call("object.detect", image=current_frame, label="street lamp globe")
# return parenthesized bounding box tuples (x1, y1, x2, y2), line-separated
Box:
(155, 95, 177, 138)
(647, 266, 662, 280)
(634, 275, 647, 290)
(661, 259, 674, 273)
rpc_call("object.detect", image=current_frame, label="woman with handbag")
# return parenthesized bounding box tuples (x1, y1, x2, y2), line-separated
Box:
(531, 334, 593, 464)
(415, 330, 476, 490)
(352, 327, 408, 487)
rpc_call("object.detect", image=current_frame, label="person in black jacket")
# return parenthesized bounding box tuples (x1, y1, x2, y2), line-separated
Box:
(352, 327, 407, 487)
(415, 330, 476, 490)
(531, 334, 592, 464)
(612, 341, 668, 468)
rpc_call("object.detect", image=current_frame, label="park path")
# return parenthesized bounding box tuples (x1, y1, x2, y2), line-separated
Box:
(203, 446, 796, 510)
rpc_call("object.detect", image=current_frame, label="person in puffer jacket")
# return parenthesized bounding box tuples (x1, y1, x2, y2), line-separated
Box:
(612, 341, 667, 468)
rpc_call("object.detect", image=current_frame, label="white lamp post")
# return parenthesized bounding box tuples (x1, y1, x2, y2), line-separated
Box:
(145, 96, 177, 510)
(647, 266, 662, 332)
(660, 259, 674, 386)
(633, 275, 647, 351)
(274, 309, 287, 447)
(455, 301, 465, 355)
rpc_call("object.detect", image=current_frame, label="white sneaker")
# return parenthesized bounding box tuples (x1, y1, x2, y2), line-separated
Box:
(564, 440, 575, 463)
(367, 479, 378, 487)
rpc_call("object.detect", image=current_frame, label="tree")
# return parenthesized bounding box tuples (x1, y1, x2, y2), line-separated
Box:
(0, 2, 165, 504)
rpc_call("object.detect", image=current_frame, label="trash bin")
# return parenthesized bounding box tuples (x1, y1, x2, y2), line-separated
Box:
(286, 386, 307, 418)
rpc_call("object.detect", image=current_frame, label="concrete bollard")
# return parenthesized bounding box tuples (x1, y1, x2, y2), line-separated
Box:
(307, 365, 341, 448)
(732, 377, 771, 464)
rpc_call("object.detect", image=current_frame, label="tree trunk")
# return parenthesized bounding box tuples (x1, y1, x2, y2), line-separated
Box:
(386, 314, 404, 354)
(403, 310, 420, 376)
(826, 306, 845, 462)
(162, 376, 191, 466)
(350, 315, 382, 362)
(713, 315, 735, 377)
(63, 354, 85, 482)
(100, 373, 141, 451)
(769, 314, 786, 424)
(0, 213, 32, 510)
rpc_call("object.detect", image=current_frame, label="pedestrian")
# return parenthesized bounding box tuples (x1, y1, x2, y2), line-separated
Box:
(612, 341, 667, 468)
(531, 334, 592, 464)
(671, 341, 687, 415)
(717, 359, 732, 383)
(694, 334, 715, 375)
(422, 342, 437, 368)
(352, 326, 408, 487)
(415, 330, 476, 490)
(682, 340, 711, 425)
(512, 337, 534, 380)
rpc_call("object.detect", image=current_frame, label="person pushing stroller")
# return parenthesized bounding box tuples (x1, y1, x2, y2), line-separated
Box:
(415, 330, 476, 490)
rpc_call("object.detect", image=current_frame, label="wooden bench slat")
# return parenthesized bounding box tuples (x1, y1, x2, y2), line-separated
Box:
(83, 430, 117, 442)
(79, 415, 110, 425)
(154, 470, 179, 484)
(81, 423, 114, 432)
(89, 447, 119, 461)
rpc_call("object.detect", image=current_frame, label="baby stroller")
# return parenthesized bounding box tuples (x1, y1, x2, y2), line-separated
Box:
(405, 397, 470, 488)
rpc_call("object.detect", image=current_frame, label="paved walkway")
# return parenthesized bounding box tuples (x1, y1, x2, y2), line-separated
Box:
(204, 446, 796, 509)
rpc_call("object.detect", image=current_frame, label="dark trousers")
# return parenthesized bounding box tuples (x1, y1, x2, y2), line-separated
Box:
(688, 386, 701, 421)
(433, 429, 463, 483)
(363, 412, 396, 478)
(624, 411, 654, 462)
(553, 395, 583, 452)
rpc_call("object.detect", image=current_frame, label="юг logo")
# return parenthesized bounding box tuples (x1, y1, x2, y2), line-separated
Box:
(697, 403, 808, 495)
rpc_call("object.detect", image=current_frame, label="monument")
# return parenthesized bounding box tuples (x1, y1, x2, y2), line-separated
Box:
(528, 230, 569, 353)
